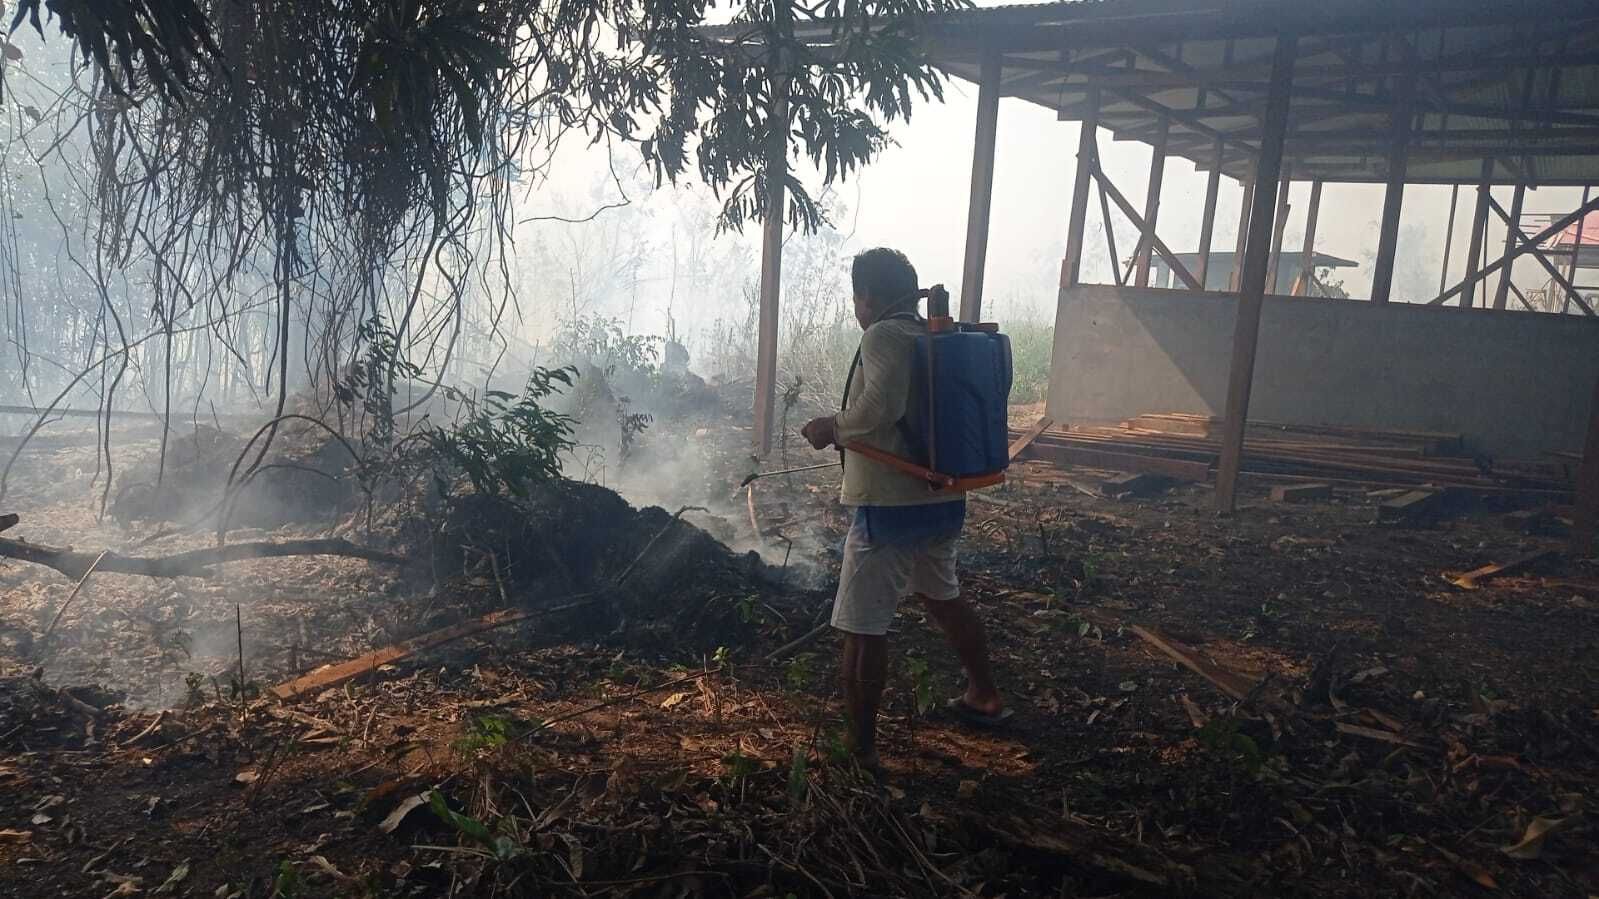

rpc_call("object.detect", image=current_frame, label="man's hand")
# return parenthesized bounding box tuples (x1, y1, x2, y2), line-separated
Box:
(801, 415, 837, 450)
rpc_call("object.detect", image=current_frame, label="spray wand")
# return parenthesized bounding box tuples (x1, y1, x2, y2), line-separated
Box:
(737, 461, 837, 488)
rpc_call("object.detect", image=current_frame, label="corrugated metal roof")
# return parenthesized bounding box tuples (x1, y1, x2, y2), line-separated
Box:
(700, 0, 1599, 185)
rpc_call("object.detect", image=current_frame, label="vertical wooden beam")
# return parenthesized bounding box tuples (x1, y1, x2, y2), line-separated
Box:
(1574, 372, 1599, 556)
(752, 53, 789, 455)
(1462, 159, 1493, 309)
(1370, 72, 1416, 304)
(1215, 33, 1296, 513)
(1266, 170, 1291, 294)
(1229, 171, 1256, 291)
(1492, 181, 1526, 311)
(1563, 185, 1590, 315)
(1197, 136, 1224, 290)
(959, 47, 1002, 322)
(1061, 89, 1101, 288)
(1133, 117, 1169, 288)
(1438, 183, 1459, 296)
(1297, 180, 1323, 296)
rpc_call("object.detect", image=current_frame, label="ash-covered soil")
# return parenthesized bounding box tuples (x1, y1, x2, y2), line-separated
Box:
(0, 407, 1595, 897)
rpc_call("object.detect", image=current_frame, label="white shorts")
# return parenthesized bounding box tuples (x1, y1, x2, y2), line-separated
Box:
(830, 515, 960, 636)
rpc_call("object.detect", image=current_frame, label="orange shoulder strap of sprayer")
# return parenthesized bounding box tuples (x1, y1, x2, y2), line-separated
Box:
(843, 441, 1005, 493)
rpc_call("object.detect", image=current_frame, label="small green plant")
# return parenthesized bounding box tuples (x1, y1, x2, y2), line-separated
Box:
(426, 791, 524, 861)
(1080, 553, 1101, 582)
(712, 646, 732, 669)
(426, 368, 578, 499)
(270, 860, 300, 899)
(906, 656, 935, 716)
(734, 594, 763, 625)
(720, 751, 760, 787)
(1197, 718, 1263, 775)
(453, 715, 516, 755)
(183, 671, 205, 708)
(554, 316, 662, 383)
(336, 312, 579, 501)
(783, 653, 814, 692)
(787, 746, 809, 804)
(614, 396, 652, 463)
(821, 727, 851, 766)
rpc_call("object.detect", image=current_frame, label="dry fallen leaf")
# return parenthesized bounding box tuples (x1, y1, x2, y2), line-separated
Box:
(233, 771, 259, 785)
(659, 691, 693, 710)
(1501, 815, 1574, 860)
(0, 829, 33, 843)
(378, 794, 429, 835)
(151, 861, 190, 896)
(307, 855, 348, 881)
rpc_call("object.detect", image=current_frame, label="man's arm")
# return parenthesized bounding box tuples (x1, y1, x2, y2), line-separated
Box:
(833, 325, 908, 445)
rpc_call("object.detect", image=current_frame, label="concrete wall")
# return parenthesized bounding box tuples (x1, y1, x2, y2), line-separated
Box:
(1045, 285, 1599, 457)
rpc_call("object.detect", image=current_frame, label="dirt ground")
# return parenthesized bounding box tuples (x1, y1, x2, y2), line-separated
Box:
(0, 407, 1596, 897)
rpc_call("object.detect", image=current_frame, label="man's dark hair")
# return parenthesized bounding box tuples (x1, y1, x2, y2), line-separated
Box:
(852, 247, 918, 309)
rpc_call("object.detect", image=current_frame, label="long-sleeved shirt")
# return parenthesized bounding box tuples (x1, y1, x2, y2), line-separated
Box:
(834, 317, 962, 508)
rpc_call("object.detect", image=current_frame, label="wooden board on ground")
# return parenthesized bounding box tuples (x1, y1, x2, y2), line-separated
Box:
(1128, 625, 1256, 702)
(1375, 489, 1447, 522)
(1271, 483, 1332, 503)
(1007, 416, 1054, 461)
(1447, 548, 1556, 590)
(1020, 441, 1212, 483)
(271, 608, 536, 700)
(1099, 472, 1171, 498)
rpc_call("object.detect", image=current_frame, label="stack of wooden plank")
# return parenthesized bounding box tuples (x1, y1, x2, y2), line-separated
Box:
(1009, 413, 1573, 498)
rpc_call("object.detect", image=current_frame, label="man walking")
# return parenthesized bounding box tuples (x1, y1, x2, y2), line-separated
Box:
(801, 247, 1008, 773)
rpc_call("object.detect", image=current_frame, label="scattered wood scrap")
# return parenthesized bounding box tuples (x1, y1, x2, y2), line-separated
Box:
(1011, 416, 1570, 497)
(1270, 483, 1331, 503)
(1098, 471, 1172, 499)
(957, 800, 1196, 892)
(1375, 489, 1447, 523)
(269, 599, 595, 700)
(0, 533, 405, 580)
(1335, 721, 1424, 749)
(1020, 440, 1212, 482)
(1447, 548, 1556, 590)
(1007, 416, 1054, 461)
(1128, 625, 1256, 703)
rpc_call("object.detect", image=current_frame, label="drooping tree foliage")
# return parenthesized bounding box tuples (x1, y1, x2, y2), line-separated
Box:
(0, 0, 966, 508)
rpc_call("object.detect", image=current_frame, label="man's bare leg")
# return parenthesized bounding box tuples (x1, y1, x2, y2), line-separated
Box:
(918, 594, 1002, 715)
(840, 632, 888, 769)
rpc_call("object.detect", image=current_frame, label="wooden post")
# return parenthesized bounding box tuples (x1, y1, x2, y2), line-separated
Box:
(1134, 117, 1169, 288)
(1297, 180, 1323, 296)
(1215, 33, 1296, 513)
(959, 47, 1002, 322)
(1563, 185, 1590, 315)
(1438, 183, 1459, 296)
(1266, 169, 1291, 294)
(1197, 136, 1224, 290)
(1462, 159, 1493, 309)
(1229, 170, 1256, 291)
(1574, 371, 1599, 556)
(752, 53, 789, 455)
(1492, 181, 1527, 311)
(1370, 73, 1416, 304)
(1061, 89, 1101, 288)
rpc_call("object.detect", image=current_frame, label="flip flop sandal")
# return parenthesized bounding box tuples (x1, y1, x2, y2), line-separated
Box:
(946, 697, 1015, 729)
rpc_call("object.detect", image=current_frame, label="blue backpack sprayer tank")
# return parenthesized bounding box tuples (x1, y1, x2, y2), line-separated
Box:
(842, 284, 1014, 492)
